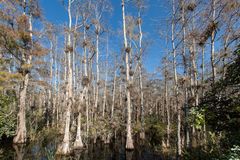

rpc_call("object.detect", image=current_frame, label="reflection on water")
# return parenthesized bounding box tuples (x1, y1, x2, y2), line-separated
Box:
(0, 137, 174, 160)
(13, 144, 25, 160)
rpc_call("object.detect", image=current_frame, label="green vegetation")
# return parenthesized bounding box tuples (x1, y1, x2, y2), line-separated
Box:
(145, 116, 166, 147)
(203, 46, 240, 147)
(184, 46, 240, 159)
(0, 91, 17, 139)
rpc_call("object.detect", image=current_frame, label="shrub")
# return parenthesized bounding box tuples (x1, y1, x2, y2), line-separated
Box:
(0, 91, 17, 139)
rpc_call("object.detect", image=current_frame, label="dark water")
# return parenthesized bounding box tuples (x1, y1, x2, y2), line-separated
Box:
(0, 137, 174, 160)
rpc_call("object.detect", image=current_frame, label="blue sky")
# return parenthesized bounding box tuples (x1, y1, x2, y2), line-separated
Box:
(39, 0, 172, 73)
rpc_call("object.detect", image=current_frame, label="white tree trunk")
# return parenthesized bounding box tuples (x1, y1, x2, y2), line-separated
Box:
(14, 5, 32, 144)
(47, 41, 53, 128)
(164, 69, 170, 147)
(181, 0, 190, 148)
(222, 34, 229, 78)
(102, 35, 109, 118)
(172, 0, 181, 155)
(57, 0, 74, 155)
(53, 37, 57, 126)
(122, 0, 134, 150)
(83, 18, 89, 138)
(94, 29, 100, 119)
(73, 112, 83, 149)
(211, 0, 216, 83)
(111, 69, 117, 119)
(137, 9, 145, 140)
(13, 73, 28, 144)
(71, 13, 84, 150)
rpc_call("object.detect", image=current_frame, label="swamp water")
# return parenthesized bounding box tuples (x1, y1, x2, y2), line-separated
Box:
(0, 136, 176, 160)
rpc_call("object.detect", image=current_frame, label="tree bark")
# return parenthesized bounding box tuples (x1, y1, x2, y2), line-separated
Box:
(222, 34, 229, 78)
(201, 46, 207, 148)
(111, 70, 117, 119)
(83, 16, 89, 138)
(137, 9, 145, 140)
(57, 0, 74, 155)
(13, 4, 32, 144)
(164, 66, 170, 147)
(47, 41, 53, 128)
(73, 112, 83, 149)
(211, 0, 216, 83)
(180, 0, 190, 148)
(102, 35, 109, 118)
(94, 22, 100, 121)
(13, 73, 28, 144)
(52, 36, 57, 126)
(172, 0, 181, 155)
(122, 0, 134, 150)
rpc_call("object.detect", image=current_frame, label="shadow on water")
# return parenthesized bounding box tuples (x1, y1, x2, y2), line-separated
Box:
(13, 144, 25, 160)
(0, 136, 176, 160)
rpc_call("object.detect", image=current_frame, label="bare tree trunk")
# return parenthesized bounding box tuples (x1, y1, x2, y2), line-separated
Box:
(120, 83, 122, 109)
(111, 70, 117, 119)
(172, 0, 181, 155)
(137, 9, 145, 140)
(164, 65, 170, 147)
(94, 17, 100, 120)
(139, 65, 145, 140)
(85, 86, 89, 138)
(211, 0, 216, 83)
(122, 0, 134, 150)
(13, 6, 32, 144)
(191, 7, 199, 107)
(190, 3, 199, 146)
(61, 34, 68, 131)
(83, 17, 89, 138)
(201, 46, 207, 148)
(56, 64, 59, 127)
(190, 44, 197, 147)
(102, 35, 109, 118)
(73, 112, 83, 148)
(52, 36, 57, 126)
(13, 73, 28, 144)
(72, 15, 78, 98)
(57, 0, 74, 155)
(64, 34, 67, 84)
(72, 16, 83, 150)
(47, 41, 53, 128)
(180, 0, 190, 148)
(190, 45, 198, 107)
(222, 34, 229, 78)
(201, 47, 205, 97)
